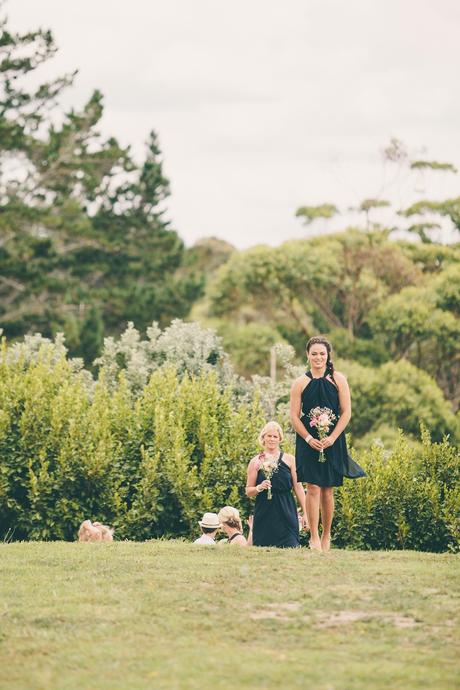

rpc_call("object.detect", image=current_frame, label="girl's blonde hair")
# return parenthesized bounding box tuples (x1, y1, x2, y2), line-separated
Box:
(78, 519, 114, 542)
(93, 522, 114, 541)
(258, 420, 284, 447)
(218, 506, 242, 531)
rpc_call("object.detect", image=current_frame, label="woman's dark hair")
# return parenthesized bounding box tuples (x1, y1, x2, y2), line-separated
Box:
(306, 335, 337, 387)
(202, 526, 218, 534)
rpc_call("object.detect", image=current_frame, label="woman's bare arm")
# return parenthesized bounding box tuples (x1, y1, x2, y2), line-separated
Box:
(322, 371, 351, 448)
(285, 453, 307, 516)
(246, 515, 253, 545)
(289, 377, 308, 437)
(246, 457, 270, 498)
(290, 377, 323, 451)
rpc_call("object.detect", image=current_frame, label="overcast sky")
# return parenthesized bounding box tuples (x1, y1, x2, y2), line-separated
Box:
(8, 0, 460, 248)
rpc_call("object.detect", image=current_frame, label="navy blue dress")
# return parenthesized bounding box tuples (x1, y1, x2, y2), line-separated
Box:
(295, 371, 366, 487)
(252, 452, 300, 548)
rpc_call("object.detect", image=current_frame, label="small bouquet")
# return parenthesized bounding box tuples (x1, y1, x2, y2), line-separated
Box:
(308, 406, 337, 462)
(259, 453, 279, 500)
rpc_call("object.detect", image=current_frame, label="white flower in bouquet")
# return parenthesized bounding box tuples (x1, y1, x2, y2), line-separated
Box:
(259, 453, 279, 500)
(308, 406, 337, 462)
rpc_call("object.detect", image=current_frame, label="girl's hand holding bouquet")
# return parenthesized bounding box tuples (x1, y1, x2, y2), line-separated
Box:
(320, 435, 337, 449)
(259, 454, 279, 499)
(307, 406, 337, 462)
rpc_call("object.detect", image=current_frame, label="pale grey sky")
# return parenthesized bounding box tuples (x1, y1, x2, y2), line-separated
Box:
(8, 0, 460, 247)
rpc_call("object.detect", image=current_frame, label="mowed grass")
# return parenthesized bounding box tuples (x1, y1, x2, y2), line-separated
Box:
(0, 542, 458, 690)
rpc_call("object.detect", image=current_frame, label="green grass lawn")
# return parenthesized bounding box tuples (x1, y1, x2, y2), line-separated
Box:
(0, 542, 458, 690)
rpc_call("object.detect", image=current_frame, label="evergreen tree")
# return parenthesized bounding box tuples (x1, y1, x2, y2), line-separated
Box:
(0, 9, 201, 361)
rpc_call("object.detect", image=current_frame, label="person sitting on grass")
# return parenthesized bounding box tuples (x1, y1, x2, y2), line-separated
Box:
(78, 520, 114, 542)
(194, 512, 221, 545)
(217, 506, 248, 546)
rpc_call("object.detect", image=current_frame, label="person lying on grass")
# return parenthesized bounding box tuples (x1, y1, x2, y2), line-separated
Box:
(194, 512, 221, 545)
(78, 520, 114, 542)
(217, 506, 248, 546)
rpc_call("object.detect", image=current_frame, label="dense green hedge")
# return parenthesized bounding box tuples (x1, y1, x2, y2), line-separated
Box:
(334, 430, 460, 552)
(0, 348, 264, 541)
(0, 347, 458, 551)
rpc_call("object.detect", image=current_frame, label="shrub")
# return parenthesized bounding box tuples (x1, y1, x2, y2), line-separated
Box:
(0, 345, 265, 541)
(1, 335, 458, 551)
(94, 319, 233, 394)
(333, 429, 460, 552)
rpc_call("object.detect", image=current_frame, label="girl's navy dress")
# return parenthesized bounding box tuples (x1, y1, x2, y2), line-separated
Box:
(252, 452, 300, 548)
(295, 371, 366, 487)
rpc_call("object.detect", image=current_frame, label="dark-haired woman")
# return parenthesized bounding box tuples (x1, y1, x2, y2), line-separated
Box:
(290, 336, 365, 551)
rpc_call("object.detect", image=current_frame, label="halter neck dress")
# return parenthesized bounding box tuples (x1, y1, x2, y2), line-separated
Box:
(295, 371, 366, 487)
(252, 451, 300, 548)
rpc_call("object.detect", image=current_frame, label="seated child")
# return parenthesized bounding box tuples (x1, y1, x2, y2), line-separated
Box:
(78, 519, 114, 542)
(194, 512, 221, 545)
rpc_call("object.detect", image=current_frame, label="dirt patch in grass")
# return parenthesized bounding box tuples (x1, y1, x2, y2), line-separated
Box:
(250, 610, 289, 621)
(390, 614, 418, 629)
(249, 602, 301, 621)
(249, 604, 419, 628)
(315, 610, 418, 629)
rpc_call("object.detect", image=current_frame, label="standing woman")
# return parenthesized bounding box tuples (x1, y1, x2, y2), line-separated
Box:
(246, 421, 307, 548)
(290, 336, 365, 551)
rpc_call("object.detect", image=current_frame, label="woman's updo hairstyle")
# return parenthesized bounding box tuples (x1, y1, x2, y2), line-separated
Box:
(218, 506, 242, 532)
(306, 335, 336, 385)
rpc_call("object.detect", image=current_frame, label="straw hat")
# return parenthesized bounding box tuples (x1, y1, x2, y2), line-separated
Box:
(198, 512, 221, 529)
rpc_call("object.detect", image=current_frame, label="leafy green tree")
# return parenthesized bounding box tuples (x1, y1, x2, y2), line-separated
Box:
(89, 129, 202, 333)
(216, 321, 288, 378)
(406, 223, 442, 244)
(358, 198, 390, 230)
(402, 197, 460, 237)
(410, 160, 457, 173)
(343, 359, 459, 443)
(208, 230, 420, 342)
(398, 241, 460, 275)
(69, 304, 105, 364)
(183, 236, 235, 280)
(295, 203, 338, 230)
(369, 266, 460, 407)
(0, 10, 200, 362)
(400, 155, 459, 241)
(0, 11, 75, 150)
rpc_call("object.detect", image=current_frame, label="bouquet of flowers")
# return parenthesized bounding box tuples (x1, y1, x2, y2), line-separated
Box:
(308, 406, 337, 462)
(259, 453, 279, 500)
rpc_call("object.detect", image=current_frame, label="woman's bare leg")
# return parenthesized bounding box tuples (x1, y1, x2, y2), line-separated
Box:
(320, 487, 334, 551)
(306, 483, 321, 550)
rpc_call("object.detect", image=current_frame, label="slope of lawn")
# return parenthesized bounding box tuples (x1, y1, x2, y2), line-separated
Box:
(0, 541, 458, 690)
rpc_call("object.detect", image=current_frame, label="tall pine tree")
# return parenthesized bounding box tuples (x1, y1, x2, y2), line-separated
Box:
(0, 9, 201, 361)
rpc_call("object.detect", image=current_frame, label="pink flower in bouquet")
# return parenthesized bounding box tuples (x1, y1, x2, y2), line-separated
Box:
(307, 406, 337, 462)
(258, 452, 279, 500)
